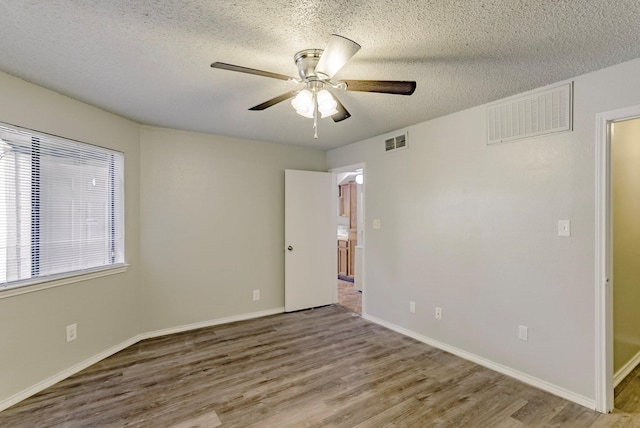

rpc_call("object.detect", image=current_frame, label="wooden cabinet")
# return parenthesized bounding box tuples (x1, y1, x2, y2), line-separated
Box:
(338, 240, 349, 276)
(348, 239, 356, 276)
(339, 183, 350, 217)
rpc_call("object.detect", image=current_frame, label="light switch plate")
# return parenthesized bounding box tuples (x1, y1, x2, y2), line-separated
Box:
(373, 219, 381, 230)
(66, 324, 77, 342)
(519, 325, 528, 341)
(558, 220, 571, 237)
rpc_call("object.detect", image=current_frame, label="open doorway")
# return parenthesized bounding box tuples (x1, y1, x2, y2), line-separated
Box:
(610, 117, 640, 411)
(596, 106, 640, 413)
(332, 164, 365, 315)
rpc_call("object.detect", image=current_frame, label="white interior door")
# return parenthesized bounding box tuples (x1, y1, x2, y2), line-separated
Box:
(285, 169, 336, 312)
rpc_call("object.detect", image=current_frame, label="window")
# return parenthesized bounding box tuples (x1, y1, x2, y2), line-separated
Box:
(0, 122, 125, 291)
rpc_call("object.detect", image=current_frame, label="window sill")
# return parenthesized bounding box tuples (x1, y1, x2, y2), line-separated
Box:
(0, 264, 129, 300)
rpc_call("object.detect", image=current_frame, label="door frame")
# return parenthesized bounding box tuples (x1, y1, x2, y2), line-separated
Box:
(330, 163, 366, 314)
(595, 104, 640, 412)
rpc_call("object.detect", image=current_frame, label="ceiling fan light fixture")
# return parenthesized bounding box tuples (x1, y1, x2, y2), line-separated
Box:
(317, 89, 338, 117)
(320, 108, 339, 118)
(291, 89, 314, 117)
(291, 87, 338, 119)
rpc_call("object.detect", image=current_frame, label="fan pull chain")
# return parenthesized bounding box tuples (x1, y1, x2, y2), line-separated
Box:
(313, 90, 319, 139)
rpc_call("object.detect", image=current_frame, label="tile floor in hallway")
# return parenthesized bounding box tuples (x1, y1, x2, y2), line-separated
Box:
(337, 278, 361, 314)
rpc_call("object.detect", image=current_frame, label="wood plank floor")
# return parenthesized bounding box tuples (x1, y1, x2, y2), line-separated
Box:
(1, 305, 639, 427)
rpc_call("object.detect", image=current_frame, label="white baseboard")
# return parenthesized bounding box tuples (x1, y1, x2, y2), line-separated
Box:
(613, 349, 640, 387)
(4, 307, 595, 413)
(142, 307, 285, 340)
(0, 334, 143, 413)
(362, 313, 596, 410)
(0, 307, 285, 413)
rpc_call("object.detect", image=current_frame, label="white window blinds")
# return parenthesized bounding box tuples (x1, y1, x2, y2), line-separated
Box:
(0, 123, 125, 290)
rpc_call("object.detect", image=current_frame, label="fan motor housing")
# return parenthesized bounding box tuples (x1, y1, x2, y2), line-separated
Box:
(294, 49, 323, 81)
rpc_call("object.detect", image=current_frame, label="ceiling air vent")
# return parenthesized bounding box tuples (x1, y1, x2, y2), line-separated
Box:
(487, 82, 572, 145)
(385, 132, 408, 152)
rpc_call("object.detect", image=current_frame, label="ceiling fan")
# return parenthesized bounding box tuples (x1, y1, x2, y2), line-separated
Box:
(211, 34, 416, 138)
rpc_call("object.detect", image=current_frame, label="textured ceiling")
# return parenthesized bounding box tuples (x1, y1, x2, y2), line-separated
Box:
(1, 1, 640, 150)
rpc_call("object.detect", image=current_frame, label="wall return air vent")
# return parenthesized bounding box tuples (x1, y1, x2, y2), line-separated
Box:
(487, 82, 572, 145)
(385, 132, 408, 152)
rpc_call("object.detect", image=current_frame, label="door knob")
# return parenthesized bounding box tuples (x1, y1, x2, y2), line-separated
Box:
(287, 246, 293, 251)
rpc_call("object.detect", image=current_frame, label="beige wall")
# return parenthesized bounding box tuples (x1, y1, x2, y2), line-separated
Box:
(328, 57, 640, 401)
(0, 70, 326, 409)
(612, 118, 640, 373)
(139, 126, 326, 332)
(0, 72, 141, 403)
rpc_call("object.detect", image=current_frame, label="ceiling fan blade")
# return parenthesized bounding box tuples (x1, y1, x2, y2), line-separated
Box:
(342, 80, 416, 95)
(249, 90, 299, 111)
(315, 34, 361, 79)
(331, 96, 351, 122)
(211, 62, 294, 81)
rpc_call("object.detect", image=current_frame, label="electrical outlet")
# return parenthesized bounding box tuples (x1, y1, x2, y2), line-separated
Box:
(435, 307, 442, 320)
(409, 301, 416, 314)
(519, 325, 529, 341)
(558, 220, 571, 237)
(66, 323, 77, 342)
(253, 290, 260, 301)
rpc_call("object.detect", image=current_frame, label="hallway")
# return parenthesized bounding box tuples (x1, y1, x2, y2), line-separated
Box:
(337, 279, 361, 315)
(616, 363, 640, 413)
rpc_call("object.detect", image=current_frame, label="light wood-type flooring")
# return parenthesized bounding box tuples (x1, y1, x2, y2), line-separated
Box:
(337, 279, 361, 315)
(1, 305, 639, 427)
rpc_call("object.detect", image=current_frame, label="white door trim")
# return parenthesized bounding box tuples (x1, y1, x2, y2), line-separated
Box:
(595, 104, 640, 413)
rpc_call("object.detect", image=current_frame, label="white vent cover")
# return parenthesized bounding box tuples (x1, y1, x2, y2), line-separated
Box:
(487, 82, 572, 145)
(384, 132, 408, 152)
